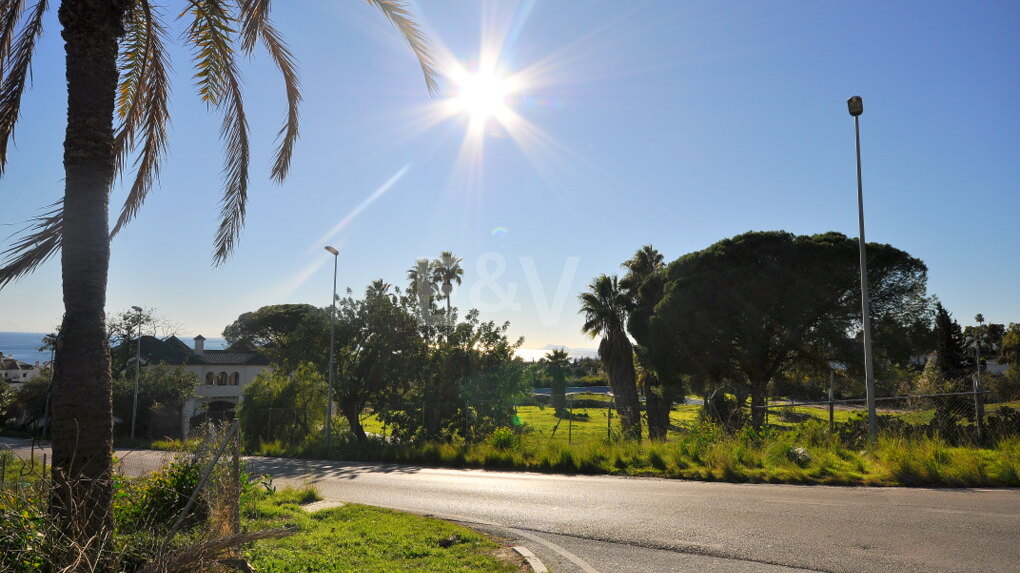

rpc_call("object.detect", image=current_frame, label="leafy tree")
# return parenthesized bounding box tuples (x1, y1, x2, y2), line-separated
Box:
(222, 303, 329, 373)
(238, 362, 327, 450)
(332, 282, 426, 441)
(0, 0, 436, 559)
(381, 309, 525, 442)
(106, 306, 169, 374)
(0, 378, 13, 421)
(542, 348, 570, 414)
(649, 231, 928, 429)
(579, 274, 642, 440)
(621, 244, 674, 440)
(112, 363, 198, 438)
(1000, 323, 1020, 370)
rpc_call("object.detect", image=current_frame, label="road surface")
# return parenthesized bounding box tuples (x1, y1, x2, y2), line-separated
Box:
(4, 438, 1018, 573)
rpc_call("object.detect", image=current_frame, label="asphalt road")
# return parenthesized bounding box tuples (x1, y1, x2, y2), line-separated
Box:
(5, 440, 1018, 573)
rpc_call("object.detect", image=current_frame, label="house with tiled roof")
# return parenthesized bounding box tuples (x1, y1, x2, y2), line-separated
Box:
(128, 335, 270, 435)
(0, 354, 44, 387)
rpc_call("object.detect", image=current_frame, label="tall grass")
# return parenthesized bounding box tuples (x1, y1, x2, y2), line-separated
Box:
(255, 420, 1020, 487)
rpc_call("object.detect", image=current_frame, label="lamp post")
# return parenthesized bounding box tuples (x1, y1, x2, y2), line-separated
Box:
(324, 246, 339, 446)
(848, 95, 877, 441)
(130, 305, 143, 440)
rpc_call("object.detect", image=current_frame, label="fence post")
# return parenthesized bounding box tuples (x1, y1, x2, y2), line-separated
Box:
(607, 397, 613, 441)
(568, 395, 573, 445)
(829, 370, 835, 434)
(972, 373, 984, 442)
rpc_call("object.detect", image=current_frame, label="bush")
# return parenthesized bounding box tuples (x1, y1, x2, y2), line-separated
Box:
(488, 427, 520, 451)
(116, 460, 206, 532)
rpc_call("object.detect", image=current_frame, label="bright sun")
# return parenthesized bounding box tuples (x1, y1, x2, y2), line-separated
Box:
(451, 69, 517, 124)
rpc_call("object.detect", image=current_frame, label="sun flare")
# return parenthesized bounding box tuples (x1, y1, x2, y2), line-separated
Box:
(450, 69, 518, 125)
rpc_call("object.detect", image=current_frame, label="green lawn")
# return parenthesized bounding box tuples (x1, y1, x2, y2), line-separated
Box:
(244, 487, 521, 572)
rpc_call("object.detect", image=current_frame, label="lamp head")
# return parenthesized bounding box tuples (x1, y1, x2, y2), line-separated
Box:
(324, 246, 339, 256)
(847, 96, 863, 117)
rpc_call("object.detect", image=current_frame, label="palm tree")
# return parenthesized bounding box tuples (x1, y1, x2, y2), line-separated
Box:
(621, 245, 671, 440)
(367, 278, 392, 298)
(407, 257, 438, 330)
(579, 274, 642, 440)
(542, 347, 570, 415)
(620, 244, 664, 296)
(432, 250, 463, 333)
(0, 1, 436, 566)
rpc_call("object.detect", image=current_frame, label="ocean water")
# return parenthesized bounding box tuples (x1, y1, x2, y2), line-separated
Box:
(0, 332, 227, 364)
(1, 331, 589, 365)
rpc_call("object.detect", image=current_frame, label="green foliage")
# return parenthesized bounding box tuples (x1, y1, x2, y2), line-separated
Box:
(115, 460, 207, 532)
(1000, 323, 1020, 370)
(542, 348, 570, 413)
(112, 363, 199, 437)
(238, 363, 327, 449)
(488, 427, 520, 451)
(649, 231, 929, 428)
(222, 304, 329, 371)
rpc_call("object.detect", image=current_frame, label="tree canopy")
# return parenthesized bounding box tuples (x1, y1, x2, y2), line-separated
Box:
(648, 231, 928, 428)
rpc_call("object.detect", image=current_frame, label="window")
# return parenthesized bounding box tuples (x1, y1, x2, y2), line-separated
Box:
(217, 372, 227, 386)
(231, 372, 240, 386)
(206, 373, 214, 386)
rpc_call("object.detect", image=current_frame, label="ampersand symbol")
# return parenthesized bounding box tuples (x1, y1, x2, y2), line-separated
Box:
(470, 252, 521, 312)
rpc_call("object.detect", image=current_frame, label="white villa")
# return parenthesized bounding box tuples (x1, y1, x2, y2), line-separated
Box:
(0, 354, 45, 387)
(131, 335, 270, 436)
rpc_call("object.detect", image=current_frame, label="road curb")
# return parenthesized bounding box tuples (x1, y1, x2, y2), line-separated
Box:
(512, 546, 549, 573)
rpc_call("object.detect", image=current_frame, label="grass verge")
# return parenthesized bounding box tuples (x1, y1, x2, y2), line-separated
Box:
(243, 486, 522, 572)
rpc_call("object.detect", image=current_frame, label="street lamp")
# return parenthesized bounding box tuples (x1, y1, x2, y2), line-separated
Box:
(130, 305, 143, 440)
(848, 95, 877, 441)
(324, 246, 339, 446)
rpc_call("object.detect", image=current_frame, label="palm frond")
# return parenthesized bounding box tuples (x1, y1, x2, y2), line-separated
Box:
(0, 0, 27, 70)
(112, 0, 172, 237)
(239, 0, 300, 182)
(0, 200, 61, 287)
(366, 0, 439, 96)
(185, 0, 251, 264)
(212, 71, 249, 264)
(185, 0, 237, 106)
(0, 0, 45, 175)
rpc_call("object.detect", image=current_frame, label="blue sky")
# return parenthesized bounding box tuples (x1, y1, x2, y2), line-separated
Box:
(2, 1, 1018, 350)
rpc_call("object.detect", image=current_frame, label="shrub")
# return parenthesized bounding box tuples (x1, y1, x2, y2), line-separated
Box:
(488, 427, 520, 451)
(116, 460, 206, 532)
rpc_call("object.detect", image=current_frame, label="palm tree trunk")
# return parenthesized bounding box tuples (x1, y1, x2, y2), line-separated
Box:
(600, 331, 642, 441)
(50, 2, 127, 569)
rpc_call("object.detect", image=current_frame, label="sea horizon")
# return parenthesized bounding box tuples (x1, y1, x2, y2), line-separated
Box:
(1, 331, 596, 364)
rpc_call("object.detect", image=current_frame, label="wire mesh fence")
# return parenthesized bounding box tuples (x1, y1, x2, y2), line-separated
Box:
(760, 365, 1020, 444)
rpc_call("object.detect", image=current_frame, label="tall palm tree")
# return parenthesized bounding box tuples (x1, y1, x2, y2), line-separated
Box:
(0, 1, 436, 566)
(620, 245, 671, 440)
(542, 347, 570, 415)
(432, 250, 463, 332)
(620, 244, 664, 296)
(579, 274, 642, 440)
(407, 257, 437, 330)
